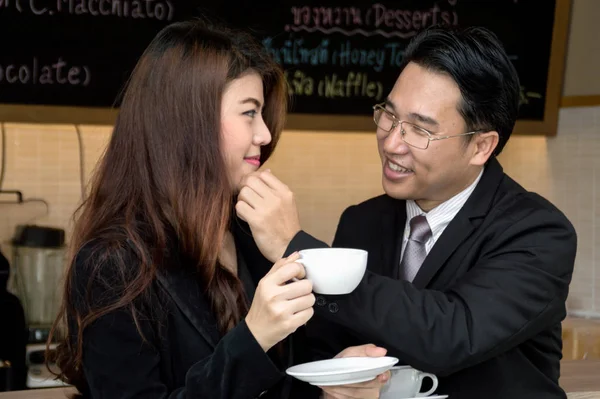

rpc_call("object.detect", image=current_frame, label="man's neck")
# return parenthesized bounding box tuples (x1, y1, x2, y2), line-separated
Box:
(415, 167, 484, 212)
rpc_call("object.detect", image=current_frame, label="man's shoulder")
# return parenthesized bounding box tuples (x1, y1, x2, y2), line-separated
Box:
(479, 174, 576, 250)
(347, 194, 399, 212)
(497, 174, 572, 226)
(340, 194, 400, 220)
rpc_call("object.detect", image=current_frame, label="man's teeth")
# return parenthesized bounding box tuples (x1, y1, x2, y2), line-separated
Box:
(388, 161, 411, 173)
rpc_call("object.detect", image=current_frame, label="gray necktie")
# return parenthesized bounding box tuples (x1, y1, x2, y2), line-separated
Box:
(400, 215, 432, 282)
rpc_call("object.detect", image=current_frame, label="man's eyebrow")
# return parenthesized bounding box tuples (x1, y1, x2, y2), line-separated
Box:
(384, 98, 439, 127)
(407, 112, 439, 127)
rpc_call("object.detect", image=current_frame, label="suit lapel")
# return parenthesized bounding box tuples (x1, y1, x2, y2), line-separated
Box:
(156, 259, 220, 349)
(412, 159, 505, 288)
(378, 196, 406, 278)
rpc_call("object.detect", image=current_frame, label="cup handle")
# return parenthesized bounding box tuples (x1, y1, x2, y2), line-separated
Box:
(416, 372, 438, 397)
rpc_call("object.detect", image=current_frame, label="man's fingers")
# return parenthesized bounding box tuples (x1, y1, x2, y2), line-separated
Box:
(234, 200, 253, 223)
(257, 170, 290, 193)
(320, 385, 381, 399)
(238, 186, 263, 208)
(378, 370, 391, 383)
(243, 174, 274, 198)
(335, 344, 386, 358)
(365, 345, 388, 357)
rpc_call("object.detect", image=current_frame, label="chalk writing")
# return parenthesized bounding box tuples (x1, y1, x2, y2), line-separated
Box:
(331, 41, 382, 71)
(285, 70, 384, 101)
(519, 86, 543, 106)
(369, 3, 456, 31)
(286, 70, 315, 96)
(263, 37, 330, 67)
(291, 6, 362, 27)
(0, 0, 174, 20)
(286, 2, 458, 38)
(318, 72, 383, 100)
(265, 35, 408, 73)
(0, 57, 91, 86)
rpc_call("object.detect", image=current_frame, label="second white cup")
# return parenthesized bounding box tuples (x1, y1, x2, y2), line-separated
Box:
(380, 366, 438, 398)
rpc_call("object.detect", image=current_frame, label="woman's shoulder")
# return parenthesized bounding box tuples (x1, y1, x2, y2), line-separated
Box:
(70, 236, 148, 307)
(73, 236, 140, 279)
(75, 235, 136, 263)
(68, 234, 167, 350)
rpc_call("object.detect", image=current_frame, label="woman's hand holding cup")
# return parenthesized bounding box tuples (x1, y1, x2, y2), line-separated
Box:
(245, 252, 315, 352)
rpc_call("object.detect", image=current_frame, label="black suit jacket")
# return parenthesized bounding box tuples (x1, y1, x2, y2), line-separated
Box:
(286, 158, 577, 399)
(71, 221, 319, 399)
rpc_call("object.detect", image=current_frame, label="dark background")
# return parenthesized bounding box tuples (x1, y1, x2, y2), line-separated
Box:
(0, 1, 556, 121)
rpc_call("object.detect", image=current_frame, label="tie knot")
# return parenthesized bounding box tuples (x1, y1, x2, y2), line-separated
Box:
(408, 215, 431, 243)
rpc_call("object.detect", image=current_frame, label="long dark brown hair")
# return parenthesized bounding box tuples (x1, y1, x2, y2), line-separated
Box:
(47, 19, 287, 391)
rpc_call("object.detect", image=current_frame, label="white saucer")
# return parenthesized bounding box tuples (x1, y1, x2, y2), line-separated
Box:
(286, 356, 399, 386)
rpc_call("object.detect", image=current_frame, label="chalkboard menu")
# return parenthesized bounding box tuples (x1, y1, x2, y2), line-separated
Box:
(0, 0, 572, 135)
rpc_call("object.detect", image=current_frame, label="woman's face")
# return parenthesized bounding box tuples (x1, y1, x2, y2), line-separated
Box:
(220, 72, 272, 192)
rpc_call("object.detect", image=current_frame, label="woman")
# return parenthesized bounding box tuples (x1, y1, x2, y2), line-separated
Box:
(48, 20, 319, 399)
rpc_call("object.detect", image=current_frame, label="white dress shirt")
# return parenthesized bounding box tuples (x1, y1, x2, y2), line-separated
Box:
(401, 168, 484, 263)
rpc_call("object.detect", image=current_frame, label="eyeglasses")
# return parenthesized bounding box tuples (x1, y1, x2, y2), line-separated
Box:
(372, 103, 482, 150)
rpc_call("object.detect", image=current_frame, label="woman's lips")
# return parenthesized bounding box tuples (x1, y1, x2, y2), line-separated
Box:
(244, 156, 261, 167)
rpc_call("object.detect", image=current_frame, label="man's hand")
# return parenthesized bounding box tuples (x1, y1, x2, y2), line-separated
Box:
(236, 170, 301, 262)
(320, 344, 391, 399)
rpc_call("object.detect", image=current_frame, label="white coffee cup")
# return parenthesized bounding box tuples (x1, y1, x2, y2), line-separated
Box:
(380, 366, 438, 398)
(294, 248, 367, 294)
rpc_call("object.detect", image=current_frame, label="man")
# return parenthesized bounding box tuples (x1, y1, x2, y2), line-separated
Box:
(236, 26, 577, 399)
